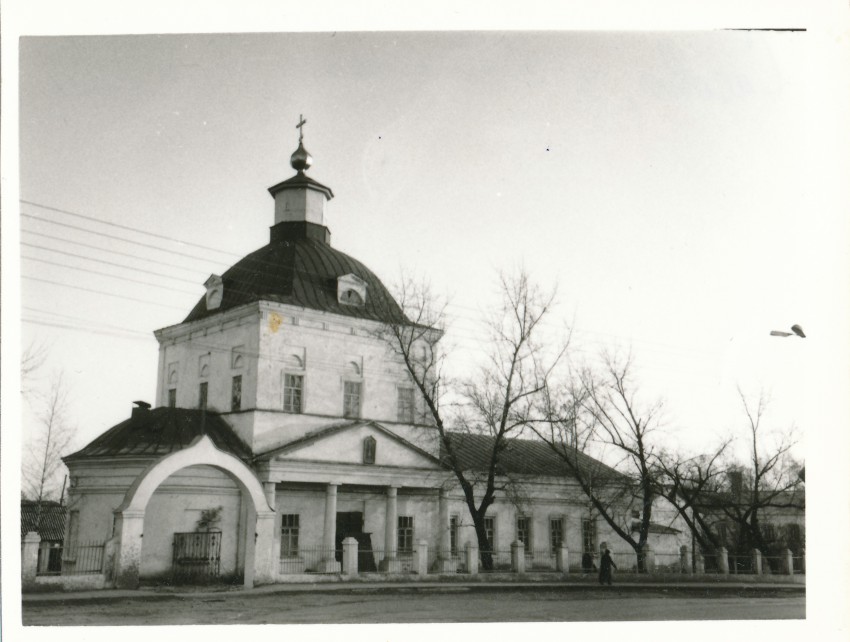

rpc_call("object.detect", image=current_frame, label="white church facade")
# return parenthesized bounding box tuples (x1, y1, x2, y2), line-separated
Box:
(62, 126, 688, 588)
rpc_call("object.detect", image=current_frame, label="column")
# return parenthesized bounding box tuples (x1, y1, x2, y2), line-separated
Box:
(342, 537, 359, 576)
(511, 540, 526, 573)
(751, 548, 763, 575)
(253, 512, 277, 585)
(437, 488, 456, 572)
(680, 545, 693, 574)
(556, 544, 569, 573)
(22, 532, 41, 587)
(114, 510, 145, 589)
(380, 486, 401, 572)
(784, 548, 794, 576)
(465, 541, 479, 575)
(320, 483, 340, 573)
(717, 546, 729, 575)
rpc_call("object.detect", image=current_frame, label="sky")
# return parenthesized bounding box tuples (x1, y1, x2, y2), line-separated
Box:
(14, 29, 839, 461)
(3, 2, 850, 641)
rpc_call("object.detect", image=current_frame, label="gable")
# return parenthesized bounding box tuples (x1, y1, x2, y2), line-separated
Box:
(268, 423, 442, 470)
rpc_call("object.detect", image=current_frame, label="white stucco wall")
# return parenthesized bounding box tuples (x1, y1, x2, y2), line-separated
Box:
(273, 187, 327, 225)
(155, 307, 260, 413)
(140, 465, 243, 580)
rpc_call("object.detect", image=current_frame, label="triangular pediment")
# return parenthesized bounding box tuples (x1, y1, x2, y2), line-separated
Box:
(259, 421, 444, 470)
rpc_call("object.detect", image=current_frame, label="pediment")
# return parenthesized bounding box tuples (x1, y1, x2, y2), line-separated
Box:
(263, 421, 443, 470)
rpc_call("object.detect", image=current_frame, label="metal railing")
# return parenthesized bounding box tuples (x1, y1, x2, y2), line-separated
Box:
(477, 549, 513, 573)
(59, 541, 106, 576)
(278, 546, 340, 574)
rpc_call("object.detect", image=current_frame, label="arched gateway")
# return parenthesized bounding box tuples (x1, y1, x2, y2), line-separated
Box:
(112, 436, 275, 588)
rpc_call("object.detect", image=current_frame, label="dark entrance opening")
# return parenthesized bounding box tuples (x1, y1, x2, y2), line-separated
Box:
(335, 511, 377, 572)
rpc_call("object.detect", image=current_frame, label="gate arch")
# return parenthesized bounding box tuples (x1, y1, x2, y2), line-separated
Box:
(112, 436, 275, 589)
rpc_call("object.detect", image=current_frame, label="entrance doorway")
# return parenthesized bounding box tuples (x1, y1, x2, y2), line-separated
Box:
(335, 511, 377, 571)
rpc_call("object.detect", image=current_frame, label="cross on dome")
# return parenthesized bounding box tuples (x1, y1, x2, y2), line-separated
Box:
(290, 113, 313, 172)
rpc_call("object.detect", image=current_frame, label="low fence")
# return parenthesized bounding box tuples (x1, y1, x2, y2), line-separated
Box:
(280, 538, 804, 580)
(39, 541, 106, 576)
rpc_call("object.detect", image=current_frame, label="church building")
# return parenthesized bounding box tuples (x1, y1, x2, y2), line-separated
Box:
(62, 123, 686, 588)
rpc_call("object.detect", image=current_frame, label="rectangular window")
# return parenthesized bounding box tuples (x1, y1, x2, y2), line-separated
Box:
(450, 515, 459, 557)
(280, 514, 299, 557)
(483, 516, 495, 551)
(762, 523, 777, 543)
(581, 518, 597, 554)
(283, 374, 303, 413)
(517, 516, 532, 553)
(168, 388, 177, 408)
(231, 375, 242, 412)
(397, 387, 415, 423)
(550, 517, 564, 552)
(398, 516, 414, 554)
(343, 381, 362, 418)
(198, 382, 208, 409)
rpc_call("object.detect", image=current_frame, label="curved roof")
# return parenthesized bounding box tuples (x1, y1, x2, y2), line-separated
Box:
(184, 224, 406, 324)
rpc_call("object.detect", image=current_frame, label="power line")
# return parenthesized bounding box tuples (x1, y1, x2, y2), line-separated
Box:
(22, 256, 199, 295)
(20, 230, 210, 276)
(23, 276, 187, 310)
(21, 242, 203, 286)
(21, 213, 231, 266)
(21, 200, 243, 257)
(22, 317, 155, 342)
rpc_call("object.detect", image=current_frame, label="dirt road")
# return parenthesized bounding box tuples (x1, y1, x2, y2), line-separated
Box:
(23, 586, 805, 625)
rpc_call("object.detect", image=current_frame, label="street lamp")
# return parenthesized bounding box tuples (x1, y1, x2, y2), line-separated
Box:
(770, 324, 806, 338)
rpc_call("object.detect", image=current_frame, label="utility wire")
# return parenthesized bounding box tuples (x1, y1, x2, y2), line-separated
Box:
(21, 200, 243, 257)
(23, 276, 187, 310)
(22, 256, 199, 295)
(21, 213, 230, 265)
(21, 231, 211, 276)
(22, 242, 203, 285)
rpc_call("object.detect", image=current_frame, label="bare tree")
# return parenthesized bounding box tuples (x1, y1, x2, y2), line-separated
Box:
(22, 372, 76, 512)
(658, 443, 731, 556)
(535, 353, 665, 571)
(377, 270, 568, 569)
(712, 389, 804, 558)
(21, 340, 49, 398)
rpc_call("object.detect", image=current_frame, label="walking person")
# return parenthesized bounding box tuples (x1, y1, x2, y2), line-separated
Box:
(599, 549, 617, 586)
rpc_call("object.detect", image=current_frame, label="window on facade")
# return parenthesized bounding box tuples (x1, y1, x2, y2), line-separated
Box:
(199, 382, 208, 409)
(397, 387, 415, 423)
(231, 375, 242, 412)
(517, 516, 532, 553)
(398, 516, 414, 554)
(581, 517, 597, 554)
(168, 388, 177, 408)
(283, 374, 303, 413)
(550, 517, 564, 552)
(716, 522, 729, 547)
(762, 523, 777, 543)
(343, 381, 362, 419)
(483, 516, 495, 551)
(280, 514, 299, 558)
(450, 515, 459, 557)
(362, 436, 376, 464)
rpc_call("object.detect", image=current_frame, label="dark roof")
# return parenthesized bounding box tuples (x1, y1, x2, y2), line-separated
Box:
(64, 408, 252, 461)
(268, 172, 334, 199)
(442, 433, 625, 481)
(21, 500, 66, 540)
(183, 223, 406, 325)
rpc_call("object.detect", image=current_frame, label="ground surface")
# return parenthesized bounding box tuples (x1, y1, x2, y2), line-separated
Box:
(23, 584, 805, 625)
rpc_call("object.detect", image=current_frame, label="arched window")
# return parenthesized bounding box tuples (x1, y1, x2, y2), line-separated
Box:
(362, 436, 376, 464)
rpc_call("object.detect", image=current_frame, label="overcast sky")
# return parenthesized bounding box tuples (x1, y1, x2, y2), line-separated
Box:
(16, 29, 838, 461)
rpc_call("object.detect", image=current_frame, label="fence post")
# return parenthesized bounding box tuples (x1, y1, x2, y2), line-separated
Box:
(341, 537, 358, 577)
(22, 532, 41, 587)
(679, 545, 690, 574)
(102, 536, 119, 582)
(465, 541, 479, 576)
(641, 544, 655, 573)
(801, 548, 806, 574)
(557, 544, 569, 573)
(783, 548, 794, 576)
(414, 540, 428, 576)
(511, 541, 526, 574)
(717, 547, 729, 575)
(751, 548, 763, 575)
(694, 551, 705, 574)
